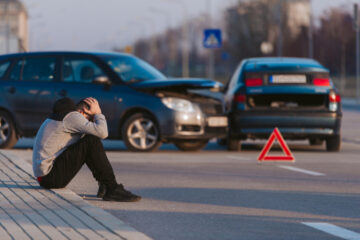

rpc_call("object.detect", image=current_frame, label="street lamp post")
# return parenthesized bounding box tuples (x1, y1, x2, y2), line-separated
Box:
(354, 4, 360, 102)
(308, 0, 313, 59)
(179, 2, 190, 78)
(207, 0, 215, 80)
(161, 0, 189, 77)
(3, 1, 11, 54)
(276, 0, 284, 57)
(149, 7, 173, 76)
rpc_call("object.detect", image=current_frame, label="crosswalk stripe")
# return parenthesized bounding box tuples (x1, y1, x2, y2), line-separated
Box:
(302, 222, 360, 240)
(279, 165, 325, 176)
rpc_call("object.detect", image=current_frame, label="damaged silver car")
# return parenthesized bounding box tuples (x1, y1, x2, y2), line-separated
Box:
(0, 51, 227, 151)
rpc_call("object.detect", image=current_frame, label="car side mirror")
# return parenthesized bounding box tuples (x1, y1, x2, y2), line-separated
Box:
(93, 76, 111, 85)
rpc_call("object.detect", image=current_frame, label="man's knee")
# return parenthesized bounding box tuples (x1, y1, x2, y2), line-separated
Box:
(83, 134, 102, 145)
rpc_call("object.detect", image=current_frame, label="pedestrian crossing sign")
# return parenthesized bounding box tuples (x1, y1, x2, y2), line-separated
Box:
(203, 29, 222, 48)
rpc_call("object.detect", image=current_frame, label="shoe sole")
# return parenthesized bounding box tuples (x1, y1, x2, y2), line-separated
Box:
(102, 196, 141, 202)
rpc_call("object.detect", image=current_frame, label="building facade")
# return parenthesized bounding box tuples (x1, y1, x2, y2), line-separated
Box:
(0, 0, 28, 54)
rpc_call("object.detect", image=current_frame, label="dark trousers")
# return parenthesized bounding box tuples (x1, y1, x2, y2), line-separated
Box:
(40, 135, 117, 190)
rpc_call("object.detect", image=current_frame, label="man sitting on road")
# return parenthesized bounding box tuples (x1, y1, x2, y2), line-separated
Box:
(32, 97, 141, 202)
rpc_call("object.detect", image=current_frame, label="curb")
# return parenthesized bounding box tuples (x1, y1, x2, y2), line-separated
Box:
(0, 150, 152, 240)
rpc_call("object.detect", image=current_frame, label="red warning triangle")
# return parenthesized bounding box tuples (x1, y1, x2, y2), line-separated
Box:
(258, 128, 295, 162)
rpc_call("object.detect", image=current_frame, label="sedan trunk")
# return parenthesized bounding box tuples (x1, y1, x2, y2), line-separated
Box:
(247, 94, 328, 110)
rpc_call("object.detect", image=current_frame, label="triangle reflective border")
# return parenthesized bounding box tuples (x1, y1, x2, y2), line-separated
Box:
(258, 128, 295, 162)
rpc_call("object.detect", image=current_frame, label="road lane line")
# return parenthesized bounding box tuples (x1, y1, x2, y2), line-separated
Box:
(278, 165, 325, 176)
(226, 155, 251, 161)
(302, 222, 360, 240)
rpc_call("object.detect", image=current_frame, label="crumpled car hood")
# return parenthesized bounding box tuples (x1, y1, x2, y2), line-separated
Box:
(130, 78, 223, 91)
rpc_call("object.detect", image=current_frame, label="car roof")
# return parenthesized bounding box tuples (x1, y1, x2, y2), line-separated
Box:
(0, 51, 133, 60)
(243, 57, 329, 72)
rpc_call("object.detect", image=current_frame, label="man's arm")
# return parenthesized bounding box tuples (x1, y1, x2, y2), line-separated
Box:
(63, 112, 108, 139)
(63, 98, 108, 139)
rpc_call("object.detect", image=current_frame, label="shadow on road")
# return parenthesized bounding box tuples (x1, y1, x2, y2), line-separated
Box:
(135, 187, 360, 220)
(14, 138, 328, 153)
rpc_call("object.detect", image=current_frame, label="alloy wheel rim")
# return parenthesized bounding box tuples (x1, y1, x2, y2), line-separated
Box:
(0, 116, 10, 144)
(127, 118, 158, 150)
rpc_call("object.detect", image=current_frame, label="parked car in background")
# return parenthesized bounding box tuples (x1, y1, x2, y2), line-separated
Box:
(224, 57, 342, 152)
(0, 51, 227, 151)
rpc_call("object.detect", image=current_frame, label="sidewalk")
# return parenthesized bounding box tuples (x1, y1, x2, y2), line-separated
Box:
(0, 150, 152, 240)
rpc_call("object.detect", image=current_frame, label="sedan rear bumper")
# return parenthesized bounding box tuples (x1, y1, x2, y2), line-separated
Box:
(230, 112, 341, 139)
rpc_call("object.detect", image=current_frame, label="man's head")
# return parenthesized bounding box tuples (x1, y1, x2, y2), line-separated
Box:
(76, 99, 92, 120)
(53, 97, 76, 114)
(50, 97, 76, 121)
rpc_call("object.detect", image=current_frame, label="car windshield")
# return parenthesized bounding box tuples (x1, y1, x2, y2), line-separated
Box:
(102, 55, 166, 83)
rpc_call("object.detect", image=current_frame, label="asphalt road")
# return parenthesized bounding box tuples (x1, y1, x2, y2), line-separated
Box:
(9, 110, 360, 240)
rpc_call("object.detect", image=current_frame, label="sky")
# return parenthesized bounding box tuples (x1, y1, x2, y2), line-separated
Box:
(23, 0, 358, 52)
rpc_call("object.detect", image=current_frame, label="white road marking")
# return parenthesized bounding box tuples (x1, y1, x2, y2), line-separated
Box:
(226, 155, 251, 161)
(278, 165, 325, 176)
(302, 222, 360, 240)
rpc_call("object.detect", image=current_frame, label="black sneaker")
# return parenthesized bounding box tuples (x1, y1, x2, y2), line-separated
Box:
(102, 184, 141, 202)
(96, 183, 107, 198)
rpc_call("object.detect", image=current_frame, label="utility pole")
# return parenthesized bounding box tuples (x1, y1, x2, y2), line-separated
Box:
(161, 0, 189, 77)
(276, 0, 284, 57)
(182, 18, 190, 78)
(354, 4, 360, 102)
(3, 1, 10, 54)
(308, 0, 313, 59)
(207, 0, 215, 79)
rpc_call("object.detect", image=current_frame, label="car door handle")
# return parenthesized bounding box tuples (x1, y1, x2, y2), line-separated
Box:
(59, 89, 67, 97)
(6, 86, 16, 94)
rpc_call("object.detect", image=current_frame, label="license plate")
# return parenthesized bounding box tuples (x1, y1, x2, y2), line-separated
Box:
(269, 75, 307, 84)
(207, 117, 228, 127)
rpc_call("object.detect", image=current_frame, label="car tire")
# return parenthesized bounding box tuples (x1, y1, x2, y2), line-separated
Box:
(227, 137, 241, 151)
(0, 110, 18, 149)
(122, 113, 161, 152)
(174, 140, 209, 151)
(217, 138, 227, 146)
(326, 134, 341, 152)
(309, 138, 324, 146)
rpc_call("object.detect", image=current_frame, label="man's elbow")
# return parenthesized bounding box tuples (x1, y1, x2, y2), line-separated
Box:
(99, 132, 108, 139)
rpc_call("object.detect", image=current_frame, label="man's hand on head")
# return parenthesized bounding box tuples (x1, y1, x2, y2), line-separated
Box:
(83, 97, 102, 116)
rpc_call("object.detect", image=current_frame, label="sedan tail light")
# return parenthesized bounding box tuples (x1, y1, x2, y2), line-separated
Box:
(329, 91, 341, 103)
(245, 78, 263, 87)
(313, 78, 330, 86)
(234, 94, 246, 103)
(329, 91, 341, 112)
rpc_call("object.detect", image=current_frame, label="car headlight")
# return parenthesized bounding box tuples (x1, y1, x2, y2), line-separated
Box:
(161, 97, 195, 113)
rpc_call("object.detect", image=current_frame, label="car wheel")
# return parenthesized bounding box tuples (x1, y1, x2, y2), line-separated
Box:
(174, 140, 209, 151)
(309, 138, 324, 146)
(326, 134, 341, 152)
(122, 113, 161, 152)
(0, 111, 18, 149)
(227, 137, 241, 151)
(217, 138, 227, 146)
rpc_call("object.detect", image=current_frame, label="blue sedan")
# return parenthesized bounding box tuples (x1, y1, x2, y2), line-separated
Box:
(0, 51, 227, 151)
(224, 57, 342, 152)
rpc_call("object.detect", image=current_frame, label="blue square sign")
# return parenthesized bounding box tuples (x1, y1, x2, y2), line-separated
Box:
(203, 29, 222, 48)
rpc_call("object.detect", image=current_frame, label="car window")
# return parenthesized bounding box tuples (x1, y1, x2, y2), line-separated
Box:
(21, 57, 56, 81)
(0, 61, 11, 79)
(63, 58, 105, 83)
(102, 55, 166, 83)
(9, 59, 22, 81)
(228, 62, 243, 91)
